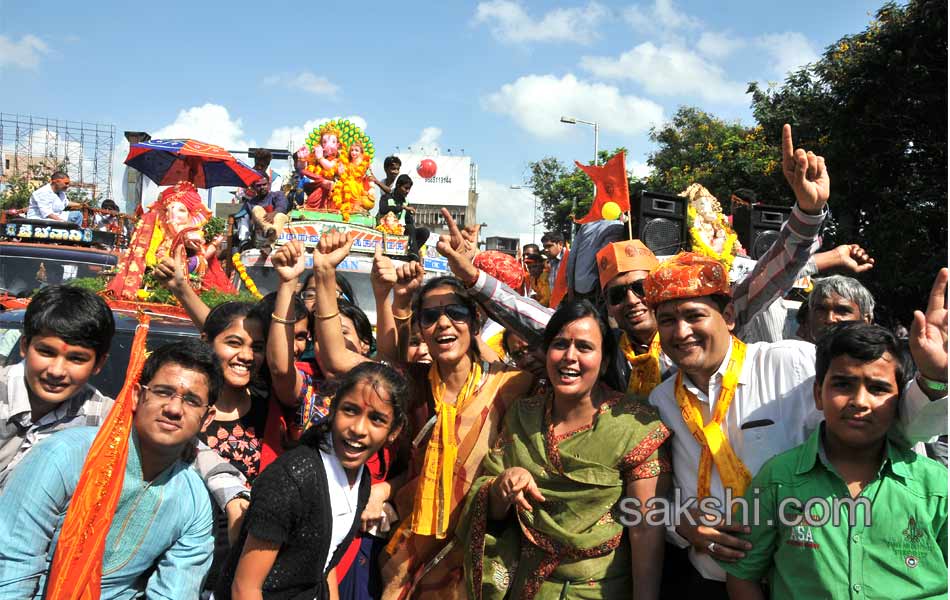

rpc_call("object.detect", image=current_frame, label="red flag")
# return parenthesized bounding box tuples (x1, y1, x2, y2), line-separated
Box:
(574, 151, 630, 224)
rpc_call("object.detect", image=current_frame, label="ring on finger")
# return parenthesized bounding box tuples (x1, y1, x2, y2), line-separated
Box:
(707, 541, 717, 554)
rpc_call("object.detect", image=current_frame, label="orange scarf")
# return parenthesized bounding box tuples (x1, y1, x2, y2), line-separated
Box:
(411, 360, 483, 539)
(619, 332, 663, 397)
(674, 336, 751, 499)
(46, 314, 151, 600)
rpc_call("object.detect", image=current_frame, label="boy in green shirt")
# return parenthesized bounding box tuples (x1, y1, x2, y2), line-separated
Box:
(721, 322, 948, 600)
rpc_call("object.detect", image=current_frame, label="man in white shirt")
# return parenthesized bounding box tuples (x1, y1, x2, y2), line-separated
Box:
(26, 171, 84, 225)
(642, 125, 949, 597)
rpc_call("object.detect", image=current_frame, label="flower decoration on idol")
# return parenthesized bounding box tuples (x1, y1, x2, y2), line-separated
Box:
(375, 210, 405, 236)
(680, 183, 742, 271)
(300, 119, 375, 220)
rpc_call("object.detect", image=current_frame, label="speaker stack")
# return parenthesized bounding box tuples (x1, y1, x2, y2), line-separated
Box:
(732, 204, 792, 259)
(631, 190, 689, 255)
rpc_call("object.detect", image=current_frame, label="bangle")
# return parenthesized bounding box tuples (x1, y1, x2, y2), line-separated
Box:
(393, 311, 412, 322)
(270, 313, 297, 325)
(918, 374, 949, 394)
(315, 310, 340, 320)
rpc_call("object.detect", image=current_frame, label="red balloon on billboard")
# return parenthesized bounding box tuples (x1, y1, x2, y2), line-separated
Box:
(417, 158, 437, 179)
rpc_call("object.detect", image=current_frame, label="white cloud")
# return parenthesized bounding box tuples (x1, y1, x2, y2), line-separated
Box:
(151, 103, 254, 150)
(264, 71, 340, 98)
(410, 127, 442, 154)
(0, 34, 49, 69)
(755, 32, 819, 76)
(580, 42, 747, 104)
(265, 115, 369, 152)
(484, 74, 664, 138)
(624, 0, 700, 31)
(696, 31, 744, 60)
(474, 0, 607, 44)
(626, 157, 653, 180)
(476, 179, 539, 244)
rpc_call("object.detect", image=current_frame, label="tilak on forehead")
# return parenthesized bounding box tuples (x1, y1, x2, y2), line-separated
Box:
(641, 251, 731, 308)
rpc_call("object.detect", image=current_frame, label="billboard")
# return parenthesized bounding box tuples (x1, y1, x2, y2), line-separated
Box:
(394, 153, 471, 207)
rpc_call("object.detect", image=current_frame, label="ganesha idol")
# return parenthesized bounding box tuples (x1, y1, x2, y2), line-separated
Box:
(296, 119, 376, 222)
(105, 181, 234, 300)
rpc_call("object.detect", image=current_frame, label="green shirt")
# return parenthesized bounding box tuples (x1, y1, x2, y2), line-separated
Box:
(720, 425, 948, 600)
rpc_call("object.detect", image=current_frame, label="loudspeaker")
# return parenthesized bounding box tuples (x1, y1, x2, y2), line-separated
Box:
(632, 190, 688, 255)
(732, 204, 792, 259)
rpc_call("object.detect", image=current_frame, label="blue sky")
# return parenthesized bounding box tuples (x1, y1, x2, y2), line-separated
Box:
(1, 0, 883, 243)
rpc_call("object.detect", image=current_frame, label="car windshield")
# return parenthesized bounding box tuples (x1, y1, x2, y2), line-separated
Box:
(0, 254, 114, 297)
(0, 317, 198, 399)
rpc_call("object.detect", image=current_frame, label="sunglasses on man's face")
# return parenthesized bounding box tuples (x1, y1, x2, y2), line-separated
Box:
(419, 304, 473, 328)
(606, 280, 646, 306)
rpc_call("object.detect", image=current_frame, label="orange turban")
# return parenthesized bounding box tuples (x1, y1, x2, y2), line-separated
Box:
(642, 252, 731, 308)
(596, 239, 659, 289)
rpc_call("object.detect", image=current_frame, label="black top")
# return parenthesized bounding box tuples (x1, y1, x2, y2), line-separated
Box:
(377, 192, 406, 219)
(215, 431, 371, 600)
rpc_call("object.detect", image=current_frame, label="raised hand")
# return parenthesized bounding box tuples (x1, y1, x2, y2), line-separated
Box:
(371, 243, 397, 296)
(271, 240, 307, 283)
(910, 268, 949, 382)
(436, 207, 479, 285)
(393, 261, 425, 306)
(152, 245, 190, 293)
(781, 124, 830, 215)
(313, 230, 354, 275)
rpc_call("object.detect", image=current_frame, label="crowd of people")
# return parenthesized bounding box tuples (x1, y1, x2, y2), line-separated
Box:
(0, 125, 946, 600)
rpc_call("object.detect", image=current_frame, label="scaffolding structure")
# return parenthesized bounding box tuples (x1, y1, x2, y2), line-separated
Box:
(0, 113, 115, 202)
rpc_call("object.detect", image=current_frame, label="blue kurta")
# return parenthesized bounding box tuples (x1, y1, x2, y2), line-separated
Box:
(0, 426, 213, 598)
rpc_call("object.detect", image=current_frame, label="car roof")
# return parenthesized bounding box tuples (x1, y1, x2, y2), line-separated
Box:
(0, 307, 198, 335)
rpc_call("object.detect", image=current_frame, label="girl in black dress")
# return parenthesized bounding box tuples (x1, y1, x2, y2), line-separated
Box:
(217, 361, 408, 600)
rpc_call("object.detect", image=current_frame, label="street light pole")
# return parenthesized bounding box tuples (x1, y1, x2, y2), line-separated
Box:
(560, 116, 599, 238)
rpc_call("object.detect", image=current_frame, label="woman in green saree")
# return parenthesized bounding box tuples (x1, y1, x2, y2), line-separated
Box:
(459, 300, 671, 600)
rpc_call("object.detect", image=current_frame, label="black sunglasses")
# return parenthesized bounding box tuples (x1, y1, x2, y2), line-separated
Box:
(606, 280, 646, 306)
(419, 304, 473, 328)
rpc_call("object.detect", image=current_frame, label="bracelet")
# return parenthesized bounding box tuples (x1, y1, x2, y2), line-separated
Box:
(270, 313, 297, 325)
(315, 310, 340, 320)
(393, 311, 413, 322)
(918, 373, 949, 394)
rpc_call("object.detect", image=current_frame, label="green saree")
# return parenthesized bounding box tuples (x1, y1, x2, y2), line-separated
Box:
(458, 387, 671, 600)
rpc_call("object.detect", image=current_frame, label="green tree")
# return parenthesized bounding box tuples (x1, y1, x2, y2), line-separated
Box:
(644, 106, 786, 212)
(749, 0, 947, 323)
(527, 148, 644, 241)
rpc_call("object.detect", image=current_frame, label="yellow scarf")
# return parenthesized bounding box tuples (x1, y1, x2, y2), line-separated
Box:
(620, 332, 663, 397)
(411, 360, 484, 539)
(674, 337, 751, 499)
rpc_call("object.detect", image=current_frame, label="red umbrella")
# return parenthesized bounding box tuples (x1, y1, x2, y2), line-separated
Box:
(124, 139, 261, 188)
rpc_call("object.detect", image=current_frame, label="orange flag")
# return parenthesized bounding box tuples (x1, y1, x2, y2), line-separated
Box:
(46, 315, 151, 600)
(549, 248, 570, 307)
(574, 151, 630, 224)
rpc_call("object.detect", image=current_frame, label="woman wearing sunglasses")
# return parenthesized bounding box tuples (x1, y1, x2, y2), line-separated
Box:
(458, 300, 671, 600)
(307, 231, 533, 600)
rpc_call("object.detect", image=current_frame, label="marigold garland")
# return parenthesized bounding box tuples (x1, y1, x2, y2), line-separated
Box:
(231, 253, 263, 299)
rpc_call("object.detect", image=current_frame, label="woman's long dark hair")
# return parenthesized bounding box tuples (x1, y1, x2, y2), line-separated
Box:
(541, 299, 625, 393)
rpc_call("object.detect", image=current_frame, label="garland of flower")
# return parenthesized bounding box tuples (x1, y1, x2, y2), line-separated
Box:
(231, 253, 263, 299)
(687, 205, 740, 272)
(376, 220, 403, 235)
